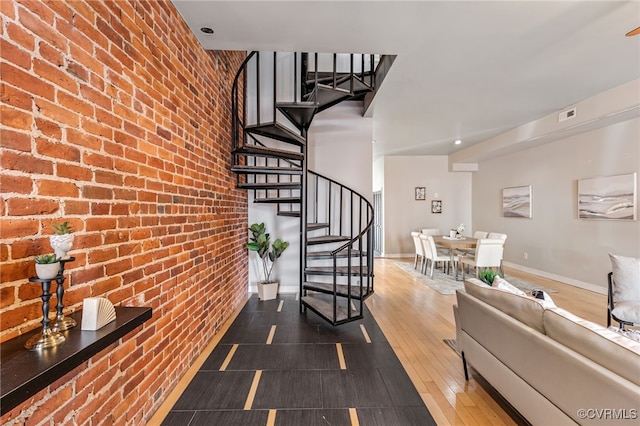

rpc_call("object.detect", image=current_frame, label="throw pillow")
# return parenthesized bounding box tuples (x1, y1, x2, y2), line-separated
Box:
(493, 276, 527, 296)
(609, 254, 640, 302)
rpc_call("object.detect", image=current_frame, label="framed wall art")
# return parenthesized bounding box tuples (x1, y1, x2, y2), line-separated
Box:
(415, 187, 426, 200)
(578, 173, 637, 220)
(431, 200, 442, 214)
(502, 185, 532, 218)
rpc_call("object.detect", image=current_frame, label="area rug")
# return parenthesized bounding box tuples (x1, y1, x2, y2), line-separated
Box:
(393, 261, 556, 295)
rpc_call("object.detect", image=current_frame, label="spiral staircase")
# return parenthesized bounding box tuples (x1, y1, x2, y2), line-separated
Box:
(230, 52, 379, 325)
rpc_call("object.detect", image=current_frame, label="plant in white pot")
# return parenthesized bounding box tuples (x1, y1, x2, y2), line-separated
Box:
(247, 222, 289, 301)
(50, 221, 74, 260)
(34, 254, 61, 280)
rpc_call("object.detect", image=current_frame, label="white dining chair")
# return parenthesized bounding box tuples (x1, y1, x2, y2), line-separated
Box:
(419, 233, 432, 274)
(457, 231, 489, 258)
(425, 235, 457, 278)
(487, 232, 507, 274)
(458, 238, 505, 280)
(411, 232, 426, 271)
(421, 228, 440, 236)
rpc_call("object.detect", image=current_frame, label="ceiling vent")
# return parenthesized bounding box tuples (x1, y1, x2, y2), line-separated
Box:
(558, 107, 577, 123)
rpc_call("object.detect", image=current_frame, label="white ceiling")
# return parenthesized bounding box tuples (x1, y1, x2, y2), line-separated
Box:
(172, 1, 640, 158)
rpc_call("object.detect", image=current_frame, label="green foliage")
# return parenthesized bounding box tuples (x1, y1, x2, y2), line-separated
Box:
(52, 221, 73, 235)
(479, 269, 503, 286)
(247, 222, 289, 283)
(35, 254, 60, 264)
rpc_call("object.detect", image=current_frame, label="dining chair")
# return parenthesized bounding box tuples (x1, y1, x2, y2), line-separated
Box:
(457, 231, 489, 258)
(419, 233, 432, 274)
(458, 238, 505, 280)
(411, 232, 426, 271)
(425, 235, 457, 278)
(421, 228, 440, 236)
(487, 232, 507, 274)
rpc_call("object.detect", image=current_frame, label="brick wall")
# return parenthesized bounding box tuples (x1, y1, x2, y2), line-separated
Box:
(1, 1, 247, 424)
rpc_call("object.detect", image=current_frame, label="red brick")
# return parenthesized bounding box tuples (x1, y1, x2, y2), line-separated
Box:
(63, 200, 90, 215)
(57, 91, 94, 116)
(1, 83, 32, 111)
(35, 139, 81, 162)
(0, 286, 16, 308)
(83, 152, 114, 170)
(85, 217, 116, 232)
(0, 301, 42, 332)
(0, 175, 32, 194)
(38, 41, 64, 66)
(0, 128, 31, 152)
(0, 38, 31, 70)
(1, 62, 55, 101)
(66, 61, 89, 82)
(34, 98, 80, 127)
(35, 118, 62, 139)
(7, 198, 59, 216)
(57, 163, 92, 181)
(0, 105, 33, 130)
(91, 276, 121, 296)
(18, 6, 67, 52)
(6, 22, 34, 51)
(37, 179, 79, 197)
(82, 185, 113, 200)
(11, 237, 49, 259)
(1, 151, 54, 175)
(71, 266, 104, 286)
(34, 59, 79, 94)
(66, 128, 102, 150)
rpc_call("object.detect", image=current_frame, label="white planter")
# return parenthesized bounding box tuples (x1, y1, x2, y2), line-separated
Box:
(258, 281, 279, 301)
(50, 234, 74, 259)
(36, 262, 61, 280)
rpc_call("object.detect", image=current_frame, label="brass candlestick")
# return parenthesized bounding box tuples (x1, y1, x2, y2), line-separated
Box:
(53, 257, 77, 331)
(25, 277, 65, 350)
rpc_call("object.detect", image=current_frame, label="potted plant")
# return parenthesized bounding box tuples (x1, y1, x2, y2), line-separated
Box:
(50, 221, 74, 259)
(247, 222, 289, 300)
(479, 269, 503, 286)
(35, 254, 61, 280)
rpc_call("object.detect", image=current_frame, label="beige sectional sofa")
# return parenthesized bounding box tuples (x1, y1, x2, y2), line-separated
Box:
(454, 278, 640, 425)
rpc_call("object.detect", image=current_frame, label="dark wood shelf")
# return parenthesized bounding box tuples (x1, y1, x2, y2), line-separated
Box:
(1, 306, 152, 415)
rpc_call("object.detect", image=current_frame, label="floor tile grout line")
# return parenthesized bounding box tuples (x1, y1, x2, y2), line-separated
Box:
(219, 343, 238, 371)
(349, 407, 360, 426)
(266, 409, 277, 425)
(336, 343, 347, 370)
(360, 324, 371, 343)
(266, 325, 276, 344)
(244, 370, 262, 410)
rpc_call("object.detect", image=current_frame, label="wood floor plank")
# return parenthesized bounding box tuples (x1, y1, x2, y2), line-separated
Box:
(367, 257, 608, 426)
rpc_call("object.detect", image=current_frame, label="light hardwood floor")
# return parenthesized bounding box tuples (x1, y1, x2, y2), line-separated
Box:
(365, 257, 608, 426)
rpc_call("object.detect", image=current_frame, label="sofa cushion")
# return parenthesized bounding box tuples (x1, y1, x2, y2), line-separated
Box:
(464, 278, 546, 333)
(609, 253, 640, 303)
(544, 307, 640, 386)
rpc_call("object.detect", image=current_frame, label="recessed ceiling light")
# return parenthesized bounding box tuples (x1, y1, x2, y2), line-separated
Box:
(200, 27, 214, 35)
(454, 139, 462, 145)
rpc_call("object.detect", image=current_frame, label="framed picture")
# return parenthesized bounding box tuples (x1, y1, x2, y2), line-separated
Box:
(431, 199, 442, 214)
(578, 173, 637, 220)
(502, 185, 532, 218)
(415, 187, 426, 200)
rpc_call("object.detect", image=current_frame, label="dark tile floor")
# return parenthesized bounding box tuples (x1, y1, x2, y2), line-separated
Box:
(162, 294, 436, 426)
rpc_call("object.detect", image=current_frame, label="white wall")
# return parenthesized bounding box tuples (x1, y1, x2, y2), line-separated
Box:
(381, 156, 472, 256)
(248, 102, 373, 293)
(473, 117, 640, 291)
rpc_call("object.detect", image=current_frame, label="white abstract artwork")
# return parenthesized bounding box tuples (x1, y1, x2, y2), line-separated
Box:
(578, 173, 637, 220)
(502, 185, 532, 218)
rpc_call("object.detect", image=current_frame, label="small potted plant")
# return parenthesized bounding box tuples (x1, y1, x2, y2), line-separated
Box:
(247, 222, 289, 300)
(50, 221, 74, 259)
(35, 254, 61, 280)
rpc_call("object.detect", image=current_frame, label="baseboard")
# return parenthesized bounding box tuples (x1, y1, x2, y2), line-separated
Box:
(504, 262, 606, 295)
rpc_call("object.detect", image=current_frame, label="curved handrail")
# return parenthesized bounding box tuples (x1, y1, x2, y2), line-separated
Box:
(308, 170, 374, 257)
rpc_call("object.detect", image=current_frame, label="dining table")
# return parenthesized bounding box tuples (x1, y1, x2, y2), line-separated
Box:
(433, 235, 477, 280)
